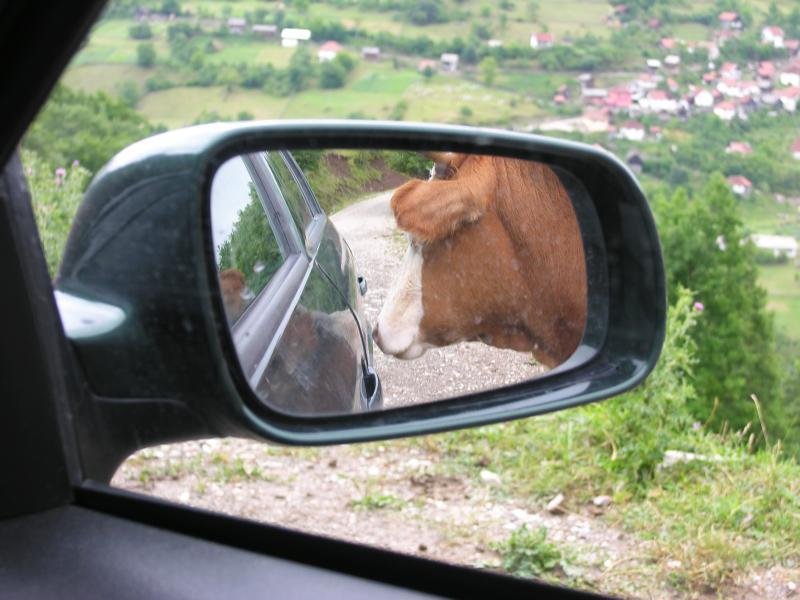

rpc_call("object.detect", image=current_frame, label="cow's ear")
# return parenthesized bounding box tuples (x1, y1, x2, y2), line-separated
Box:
(390, 177, 490, 243)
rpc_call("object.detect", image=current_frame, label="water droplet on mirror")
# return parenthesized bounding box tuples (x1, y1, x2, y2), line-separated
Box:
(241, 287, 255, 301)
(253, 261, 266, 273)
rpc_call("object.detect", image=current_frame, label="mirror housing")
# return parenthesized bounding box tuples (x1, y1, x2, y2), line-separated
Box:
(56, 120, 665, 480)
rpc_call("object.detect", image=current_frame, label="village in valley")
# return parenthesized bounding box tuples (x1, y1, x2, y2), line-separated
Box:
(55, 0, 800, 335)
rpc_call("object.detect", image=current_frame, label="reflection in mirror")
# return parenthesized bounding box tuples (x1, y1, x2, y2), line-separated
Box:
(211, 149, 596, 418)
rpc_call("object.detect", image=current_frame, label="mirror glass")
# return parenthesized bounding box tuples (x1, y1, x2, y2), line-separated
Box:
(210, 149, 598, 417)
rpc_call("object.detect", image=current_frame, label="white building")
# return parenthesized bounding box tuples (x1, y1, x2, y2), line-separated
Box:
(252, 24, 277, 37)
(750, 234, 798, 258)
(727, 175, 752, 196)
(777, 87, 799, 112)
(318, 41, 342, 62)
(714, 101, 736, 121)
(619, 121, 646, 141)
(227, 17, 247, 34)
(762, 26, 785, 49)
(440, 53, 459, 72)
(281, 28, 311, 48)
(530, 32, 553, 49)
(694, 89, 715, 108)
(780, 64, 800, 87)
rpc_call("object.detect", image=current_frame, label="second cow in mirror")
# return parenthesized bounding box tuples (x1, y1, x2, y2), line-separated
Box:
(375, 153, 587, 368)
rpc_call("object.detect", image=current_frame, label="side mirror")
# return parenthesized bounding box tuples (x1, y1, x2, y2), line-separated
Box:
(56, 121, 665, 480)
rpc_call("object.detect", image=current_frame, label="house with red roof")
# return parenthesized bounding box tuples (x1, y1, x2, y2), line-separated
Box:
(780, 61, 800, 87)
(777, 86, 799, 112)
(660, 37, 676, 50)
(792, 138, 800, 160)
(725, 141, 752, 155)
(318, 40, 343, 62)
(417, 59, 437, 74)
(619, 120, 646, 141)
(604, 87, 632, 111)
(693, 88, 715, 108)
(762, 26, 785, 48)
(727, 175, 752, 196)
(718, 11, 742, 30)
(714, 100, 737, 121)
(758, 61, 775, 78)
(720, 62, 740, 80)
(530, 32, 553, 49)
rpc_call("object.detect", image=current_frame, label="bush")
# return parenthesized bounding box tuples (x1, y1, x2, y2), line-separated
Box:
(23, 84, 156, 174)
(22, 150, 91, 277)
(754, 247, 790, 265)
(128, 23, 152, 40)
(319, 61, 347, 89)
(497, 526, 563, 579)
(595, 286, 697, 486)
(145, 75, 175, 92)
(655, 176, 781, 432)
(137, 42, 156, 68)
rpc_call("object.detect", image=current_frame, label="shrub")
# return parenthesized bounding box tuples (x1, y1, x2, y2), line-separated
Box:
(319, 61, 347, 89)
(497, 526, 563, 578)
(22, 150, 91, 277)
(137, 42, 156, 68)
(128, 23, 152, 40)
(594, 286, 698, 487)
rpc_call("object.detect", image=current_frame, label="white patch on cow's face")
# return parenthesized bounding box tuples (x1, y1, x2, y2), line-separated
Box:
(375, 239, 430, 359)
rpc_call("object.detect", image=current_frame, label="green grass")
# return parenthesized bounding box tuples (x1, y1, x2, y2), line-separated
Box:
(205, 38, 295, 67)
(62, 64, 178, 95)
(494, 70, 574, 98)
(349, 491, 407, 511)
(72, 19, 171, 66)
(137, 86, 290, 127)
(415, 404, 800, 594)
(759, 263, 800, 339)
(670, 23, 711, 42)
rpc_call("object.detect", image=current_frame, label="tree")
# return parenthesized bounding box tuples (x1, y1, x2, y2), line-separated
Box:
(218, 187, 282, 298)
(128, 23, 152, 40)
(160, 0, 181, 15)
(137, 42, 156, 68)
(23, 84, 156, 174)
(479, 56, 497, 86)
(527, 0, 539, 22)
(286, 47, 314, 93)
(406, 0, 446, 25)
(654, 175, 781, 430)
(319, 61, 347, 89)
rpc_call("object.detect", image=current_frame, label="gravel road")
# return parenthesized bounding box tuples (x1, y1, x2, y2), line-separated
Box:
(330, 191, 545, 409)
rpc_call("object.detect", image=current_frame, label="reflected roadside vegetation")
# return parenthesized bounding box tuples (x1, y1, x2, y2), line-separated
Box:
(211, 149, 589, 413)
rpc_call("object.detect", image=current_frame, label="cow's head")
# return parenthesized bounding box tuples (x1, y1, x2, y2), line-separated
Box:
(374, 153, 587, 367)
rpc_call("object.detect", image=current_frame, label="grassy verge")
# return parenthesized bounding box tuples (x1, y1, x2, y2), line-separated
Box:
(410, 290, 800, 595)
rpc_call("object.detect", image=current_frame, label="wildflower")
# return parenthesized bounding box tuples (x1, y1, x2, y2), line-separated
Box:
(693, 301, 704, 312)
(72, 160, 80, 167)
(55, 167, 66, 178)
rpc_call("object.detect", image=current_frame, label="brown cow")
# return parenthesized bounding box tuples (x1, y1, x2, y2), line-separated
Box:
(374, 153, 587, 368)
(219, 268, 247, 324)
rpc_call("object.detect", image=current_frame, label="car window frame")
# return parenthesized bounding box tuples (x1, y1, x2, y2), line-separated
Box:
(225, 153, 309, 385)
